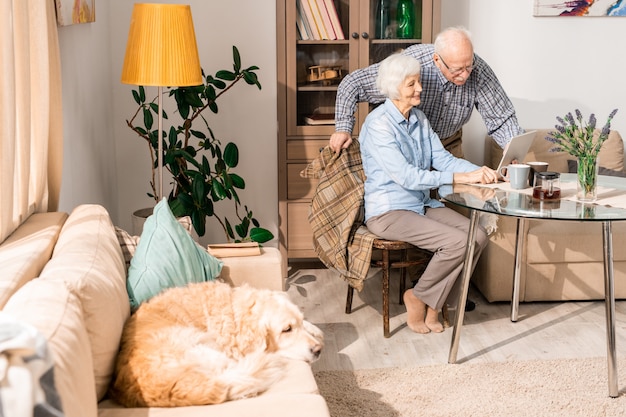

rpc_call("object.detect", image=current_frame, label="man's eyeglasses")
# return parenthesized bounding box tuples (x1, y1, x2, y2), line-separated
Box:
(438, 54, 475, 75)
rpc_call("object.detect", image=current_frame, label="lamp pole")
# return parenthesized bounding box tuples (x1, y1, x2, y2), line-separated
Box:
(157, 86, 164, 200)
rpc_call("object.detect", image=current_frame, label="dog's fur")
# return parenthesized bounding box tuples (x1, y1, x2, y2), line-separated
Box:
(109, 280, 323, 407)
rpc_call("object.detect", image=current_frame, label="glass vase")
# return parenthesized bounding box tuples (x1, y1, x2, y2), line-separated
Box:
(576, 155, 599, 202)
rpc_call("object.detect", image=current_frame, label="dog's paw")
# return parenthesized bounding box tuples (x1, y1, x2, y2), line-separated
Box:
(223, 352, 287, 401)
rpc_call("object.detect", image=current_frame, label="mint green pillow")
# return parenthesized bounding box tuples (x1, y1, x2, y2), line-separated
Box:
(127, 199, 223, 310)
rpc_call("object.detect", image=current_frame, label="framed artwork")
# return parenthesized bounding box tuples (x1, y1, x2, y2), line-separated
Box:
(55, 0, 96, 26)
(534, 0, 626, 16)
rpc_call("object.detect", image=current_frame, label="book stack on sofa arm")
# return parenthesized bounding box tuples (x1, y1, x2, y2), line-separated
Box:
(472, 129, 626, 302)
(0, 204, 329, 417)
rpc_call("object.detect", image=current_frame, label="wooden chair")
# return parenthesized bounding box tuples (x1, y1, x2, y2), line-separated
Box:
(345, 238, 448, 338)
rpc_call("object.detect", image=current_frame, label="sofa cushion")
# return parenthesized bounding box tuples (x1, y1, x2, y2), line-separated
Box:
(566, 159, 626, 177)
(39, 204, 130, 401)
(0, 212, 67, 309)
(4, 279, 98, 417)
(115, 216, 194, 272)
(489, 129, 624, 173)
(98, 360, 329, 417)
(127, 199, 223, 310)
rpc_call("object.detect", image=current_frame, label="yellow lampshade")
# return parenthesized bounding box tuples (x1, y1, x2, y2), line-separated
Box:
(121, 3, 202, 87)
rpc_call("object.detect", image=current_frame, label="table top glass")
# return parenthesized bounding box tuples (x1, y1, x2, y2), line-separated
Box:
(438, 173, 626, 222)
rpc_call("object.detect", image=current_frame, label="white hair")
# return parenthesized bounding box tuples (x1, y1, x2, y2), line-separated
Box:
(434, 26, 473, 56)
(375, 53, 421, 100)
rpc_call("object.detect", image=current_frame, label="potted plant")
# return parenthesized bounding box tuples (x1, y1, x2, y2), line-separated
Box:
(126, 46, 273, 243)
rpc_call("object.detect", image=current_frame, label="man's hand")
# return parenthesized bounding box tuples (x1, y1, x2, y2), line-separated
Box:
(329, 131, 352, 153)
(454, 166, 500, 185)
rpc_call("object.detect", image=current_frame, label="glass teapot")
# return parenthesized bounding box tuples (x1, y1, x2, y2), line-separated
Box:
(532, 171, 561, 200)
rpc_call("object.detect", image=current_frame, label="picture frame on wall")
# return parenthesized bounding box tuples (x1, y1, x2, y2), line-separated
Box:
(533, 0, 626, 16)
(55, 0, 96, 26)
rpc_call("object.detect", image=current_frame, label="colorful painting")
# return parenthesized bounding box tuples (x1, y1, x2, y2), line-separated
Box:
(55, 0, 96, 26)
(534, 0, 626, 16)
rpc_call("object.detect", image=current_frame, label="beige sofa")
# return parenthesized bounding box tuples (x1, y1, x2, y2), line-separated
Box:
(470, 129, 626, 302)
(0, 204, 329, 417)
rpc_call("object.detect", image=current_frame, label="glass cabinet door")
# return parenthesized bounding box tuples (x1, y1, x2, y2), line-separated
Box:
(286, 0, 433, 137)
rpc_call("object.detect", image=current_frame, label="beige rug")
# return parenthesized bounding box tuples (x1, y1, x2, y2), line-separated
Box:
(314, 357, 626, 417)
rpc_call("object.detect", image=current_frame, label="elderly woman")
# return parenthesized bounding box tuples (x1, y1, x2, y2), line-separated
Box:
(359, 53, 499, 334)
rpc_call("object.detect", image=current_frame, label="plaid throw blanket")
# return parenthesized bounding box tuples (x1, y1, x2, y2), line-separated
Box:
(0, 312, 65, 417)
(300, 140, 376, 291)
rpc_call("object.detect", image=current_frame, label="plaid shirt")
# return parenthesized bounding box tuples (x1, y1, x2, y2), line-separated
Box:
(334, 43, 524, 148)
(300, 140, 376, 291)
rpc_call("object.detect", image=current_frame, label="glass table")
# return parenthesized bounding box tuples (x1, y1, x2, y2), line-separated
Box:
(439, 174, 626, 397)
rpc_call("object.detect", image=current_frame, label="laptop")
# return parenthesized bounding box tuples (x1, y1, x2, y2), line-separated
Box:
(495, 130, 537, 174)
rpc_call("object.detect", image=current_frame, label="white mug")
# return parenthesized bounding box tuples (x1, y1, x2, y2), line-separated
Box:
(499, 163, 530, 190)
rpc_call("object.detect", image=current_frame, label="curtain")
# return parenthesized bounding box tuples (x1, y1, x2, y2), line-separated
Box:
(0, 0, 63, 242)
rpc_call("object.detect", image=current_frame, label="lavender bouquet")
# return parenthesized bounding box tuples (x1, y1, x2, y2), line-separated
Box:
(546, 108, 618, 200)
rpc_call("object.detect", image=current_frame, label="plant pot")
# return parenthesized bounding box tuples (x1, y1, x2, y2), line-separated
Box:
(131, 207, 153, 236)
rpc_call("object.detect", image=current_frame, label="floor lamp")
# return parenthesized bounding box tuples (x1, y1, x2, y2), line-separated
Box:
(121, 3, 202, 201)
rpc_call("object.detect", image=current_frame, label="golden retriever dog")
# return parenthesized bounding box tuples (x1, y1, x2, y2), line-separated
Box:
(109, 280, 323, 407)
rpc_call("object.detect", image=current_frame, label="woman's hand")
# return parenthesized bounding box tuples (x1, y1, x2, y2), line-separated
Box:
(453, 166, 500, 185)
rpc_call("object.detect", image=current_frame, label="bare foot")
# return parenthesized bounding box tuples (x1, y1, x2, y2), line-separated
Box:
(425, 307, 444, 333)
(403, 290, 430, 334)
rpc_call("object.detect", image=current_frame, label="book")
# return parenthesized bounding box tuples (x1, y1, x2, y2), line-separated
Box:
(307, 0, 329, 40)
(298, 0, 321, 40)
(206, 242, 262, 258)
(304, 113, 335, 125)
(315, 0, 337, 40)
(296, 3, 310, 40)
(323, 0, 345, 40)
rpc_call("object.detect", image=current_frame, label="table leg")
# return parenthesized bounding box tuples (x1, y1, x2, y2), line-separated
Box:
(448, 209, 479, 364)
(602, 221, 618, 397)
(511, 217, 526, 322)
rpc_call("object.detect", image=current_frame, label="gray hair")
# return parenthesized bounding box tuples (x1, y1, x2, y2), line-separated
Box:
(375, 53, 421, 100)
(434, 26, 473, 56)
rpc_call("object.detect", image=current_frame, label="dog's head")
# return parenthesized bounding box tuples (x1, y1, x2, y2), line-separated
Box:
(260, 292, 324, 363)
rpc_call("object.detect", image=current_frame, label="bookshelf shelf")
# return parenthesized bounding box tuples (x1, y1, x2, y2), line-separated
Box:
(277, 0, 441, 264)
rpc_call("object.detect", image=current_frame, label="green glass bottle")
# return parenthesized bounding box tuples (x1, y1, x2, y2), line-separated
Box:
(396, 0, 415, 39)
(375, 0, 391, 39)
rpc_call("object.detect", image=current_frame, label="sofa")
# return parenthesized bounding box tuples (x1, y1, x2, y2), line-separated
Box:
(470, 128, 626, 302)
(0, 204, 330, 417)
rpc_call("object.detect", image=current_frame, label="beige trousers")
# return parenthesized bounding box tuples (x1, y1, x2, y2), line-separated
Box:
(365, 207, 488, 310)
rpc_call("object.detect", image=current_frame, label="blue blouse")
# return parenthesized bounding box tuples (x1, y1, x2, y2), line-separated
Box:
(359, 99, 480, 221)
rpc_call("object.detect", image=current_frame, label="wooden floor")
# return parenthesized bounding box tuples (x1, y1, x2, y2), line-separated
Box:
(285, 261, 626, 372)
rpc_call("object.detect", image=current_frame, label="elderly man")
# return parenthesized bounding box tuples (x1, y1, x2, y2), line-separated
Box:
(329, 26, 524, 158)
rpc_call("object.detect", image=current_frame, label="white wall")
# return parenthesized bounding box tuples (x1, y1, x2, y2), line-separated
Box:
(58, 0, 278, 246)
(441, 0, 626, 165)
(57, 1, 118, 217)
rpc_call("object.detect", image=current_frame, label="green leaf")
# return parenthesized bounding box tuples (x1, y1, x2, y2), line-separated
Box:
(212, 181, 227, 200)
(250, 227, 274, 243)
(205, 85, 217, 100)
(224, 142, 239, 167)
(132, 89, 141, 105)
(184, 89, 204, 108)
(243, 71, 259, 86)
(191, 129, 207, 139)
(192, 177, 205, 202)
(225, 218, 235, 240)
(191, 210, 206, 236)
(233, 45, 241, 73)
(230, 173, 245, 189)
(216, 70, 236, 81)
(143, 108, 153, 130)
(139, 86, 146, 102)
